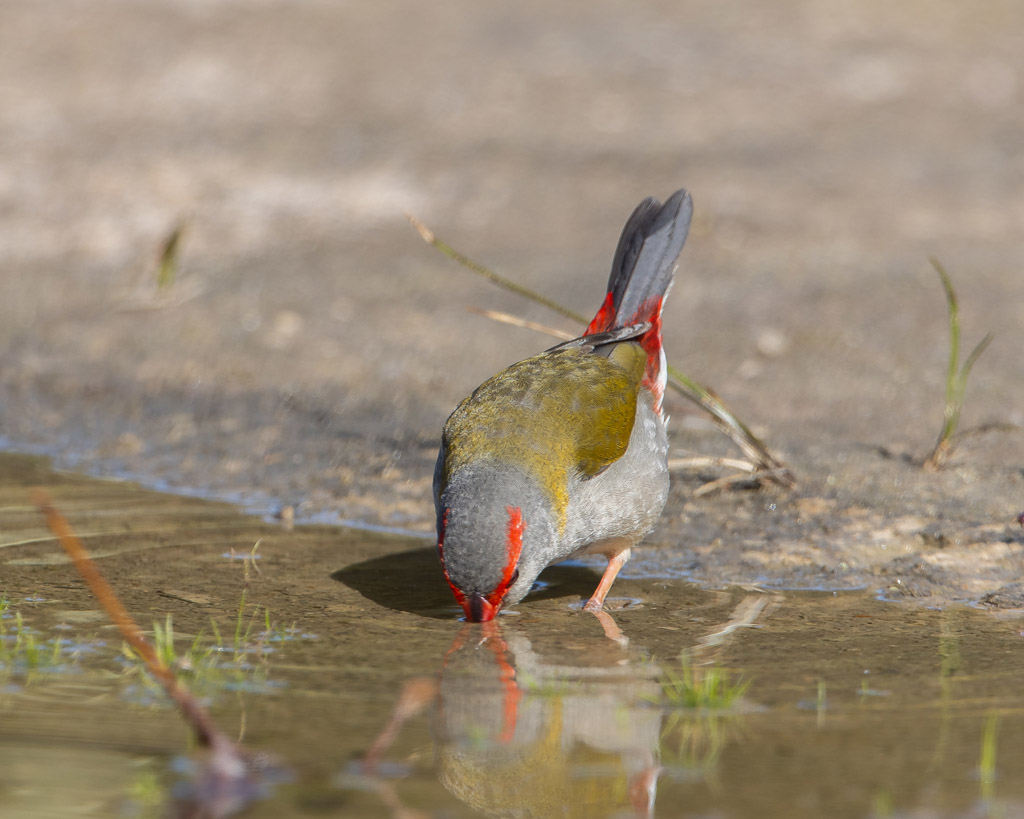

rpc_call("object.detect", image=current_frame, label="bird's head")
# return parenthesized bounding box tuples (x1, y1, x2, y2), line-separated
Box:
(435, 463, 555, 622)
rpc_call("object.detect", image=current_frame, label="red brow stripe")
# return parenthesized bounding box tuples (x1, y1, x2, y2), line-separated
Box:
(505, 506, 524, 565)
(485, 505, 525, 606)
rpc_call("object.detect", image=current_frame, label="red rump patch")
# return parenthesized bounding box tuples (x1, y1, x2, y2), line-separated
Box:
(637, 299, 665, 403)
(586, 292, 617, 335)
(587, 292, 667, 409)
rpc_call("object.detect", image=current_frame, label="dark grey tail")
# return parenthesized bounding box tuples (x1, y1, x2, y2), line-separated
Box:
(586, 189, 693, 334)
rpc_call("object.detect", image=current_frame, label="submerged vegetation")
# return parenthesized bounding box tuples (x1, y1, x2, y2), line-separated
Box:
(653, 652, 750, 711)
(0, 610, 84, 679)
(1, 593, 106, 682)
(31, 490, 287, 815)
(121, 542, 314, 703)
(1, 546, 312, 702)
(646, 653, 751, 773)
(120, 607, 303, 703)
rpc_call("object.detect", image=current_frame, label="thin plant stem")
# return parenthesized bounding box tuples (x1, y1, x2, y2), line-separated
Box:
(31, 489, 235, 756)
(465, 306, 575, 341)
(156, 222, 186, 291)
(924, 258, 995, 470)
(406, 213, 583, 323)
(665, 364, 793, 484)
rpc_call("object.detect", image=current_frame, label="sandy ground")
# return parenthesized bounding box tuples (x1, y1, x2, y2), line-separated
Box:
(1, 0, 1023, 604)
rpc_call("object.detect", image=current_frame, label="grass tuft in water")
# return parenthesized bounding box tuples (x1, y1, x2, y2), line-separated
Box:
(654, 653, 750, 711)
(122, 541, 313, 702)
(639, 653, 752, 773)
(923, 258, 994, 471)
(123, 612, 274, 702)
(644, 654, 750, 774)
(0, 612, 60, 671)
(0, 609, 95, 681)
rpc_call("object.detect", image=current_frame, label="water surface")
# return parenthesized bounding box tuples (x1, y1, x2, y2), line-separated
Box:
(2, 453, 1023, 818)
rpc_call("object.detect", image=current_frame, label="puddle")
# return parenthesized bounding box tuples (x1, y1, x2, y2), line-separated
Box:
(2, 452, 1024, 818)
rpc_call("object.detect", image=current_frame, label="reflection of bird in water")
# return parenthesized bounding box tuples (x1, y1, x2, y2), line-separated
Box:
(363, 617, 662, 819)
(435, 622, 663, 818)
(358, 592, 772, 818)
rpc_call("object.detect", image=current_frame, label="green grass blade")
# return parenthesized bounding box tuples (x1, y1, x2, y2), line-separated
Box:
(924, 258, 994, 470)
(407, 213, 585, 323)
(960, 331, 994, 390)
(156, 223, 185, 292)
(929, 257, 961, 423)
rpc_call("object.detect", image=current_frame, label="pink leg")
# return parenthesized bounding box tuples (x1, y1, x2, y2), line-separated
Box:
(583, 544, 632, 613)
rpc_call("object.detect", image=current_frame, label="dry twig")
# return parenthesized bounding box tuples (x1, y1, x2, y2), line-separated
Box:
(32, 489, 268, 817)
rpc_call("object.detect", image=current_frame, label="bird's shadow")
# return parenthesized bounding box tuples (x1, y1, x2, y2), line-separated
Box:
(332, 547, 602, 619)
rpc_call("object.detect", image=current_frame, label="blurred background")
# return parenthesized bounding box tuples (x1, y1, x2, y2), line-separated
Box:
(1, 1, 1021, 569)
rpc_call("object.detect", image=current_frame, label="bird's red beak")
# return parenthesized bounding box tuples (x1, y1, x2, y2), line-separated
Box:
(464, 591, 498, 622)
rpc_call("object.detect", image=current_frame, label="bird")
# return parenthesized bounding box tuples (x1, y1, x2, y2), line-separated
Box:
(433, 189, 693, 622)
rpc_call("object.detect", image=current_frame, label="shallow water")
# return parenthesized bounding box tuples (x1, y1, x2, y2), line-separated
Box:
(2, 452, 1024, 818)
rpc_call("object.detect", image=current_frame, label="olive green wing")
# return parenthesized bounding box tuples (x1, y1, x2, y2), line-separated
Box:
(439, 338, 646, 531)
(441, 338, 646, 481)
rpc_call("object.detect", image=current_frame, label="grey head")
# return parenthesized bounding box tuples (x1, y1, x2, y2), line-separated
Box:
(434, 457, 556, 621)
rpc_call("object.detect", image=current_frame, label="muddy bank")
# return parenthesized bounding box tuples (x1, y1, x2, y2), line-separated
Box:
(1, 0, 1022, 605)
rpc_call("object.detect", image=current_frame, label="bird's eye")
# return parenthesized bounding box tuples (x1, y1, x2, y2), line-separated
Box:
(508, 569, 520, 586)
